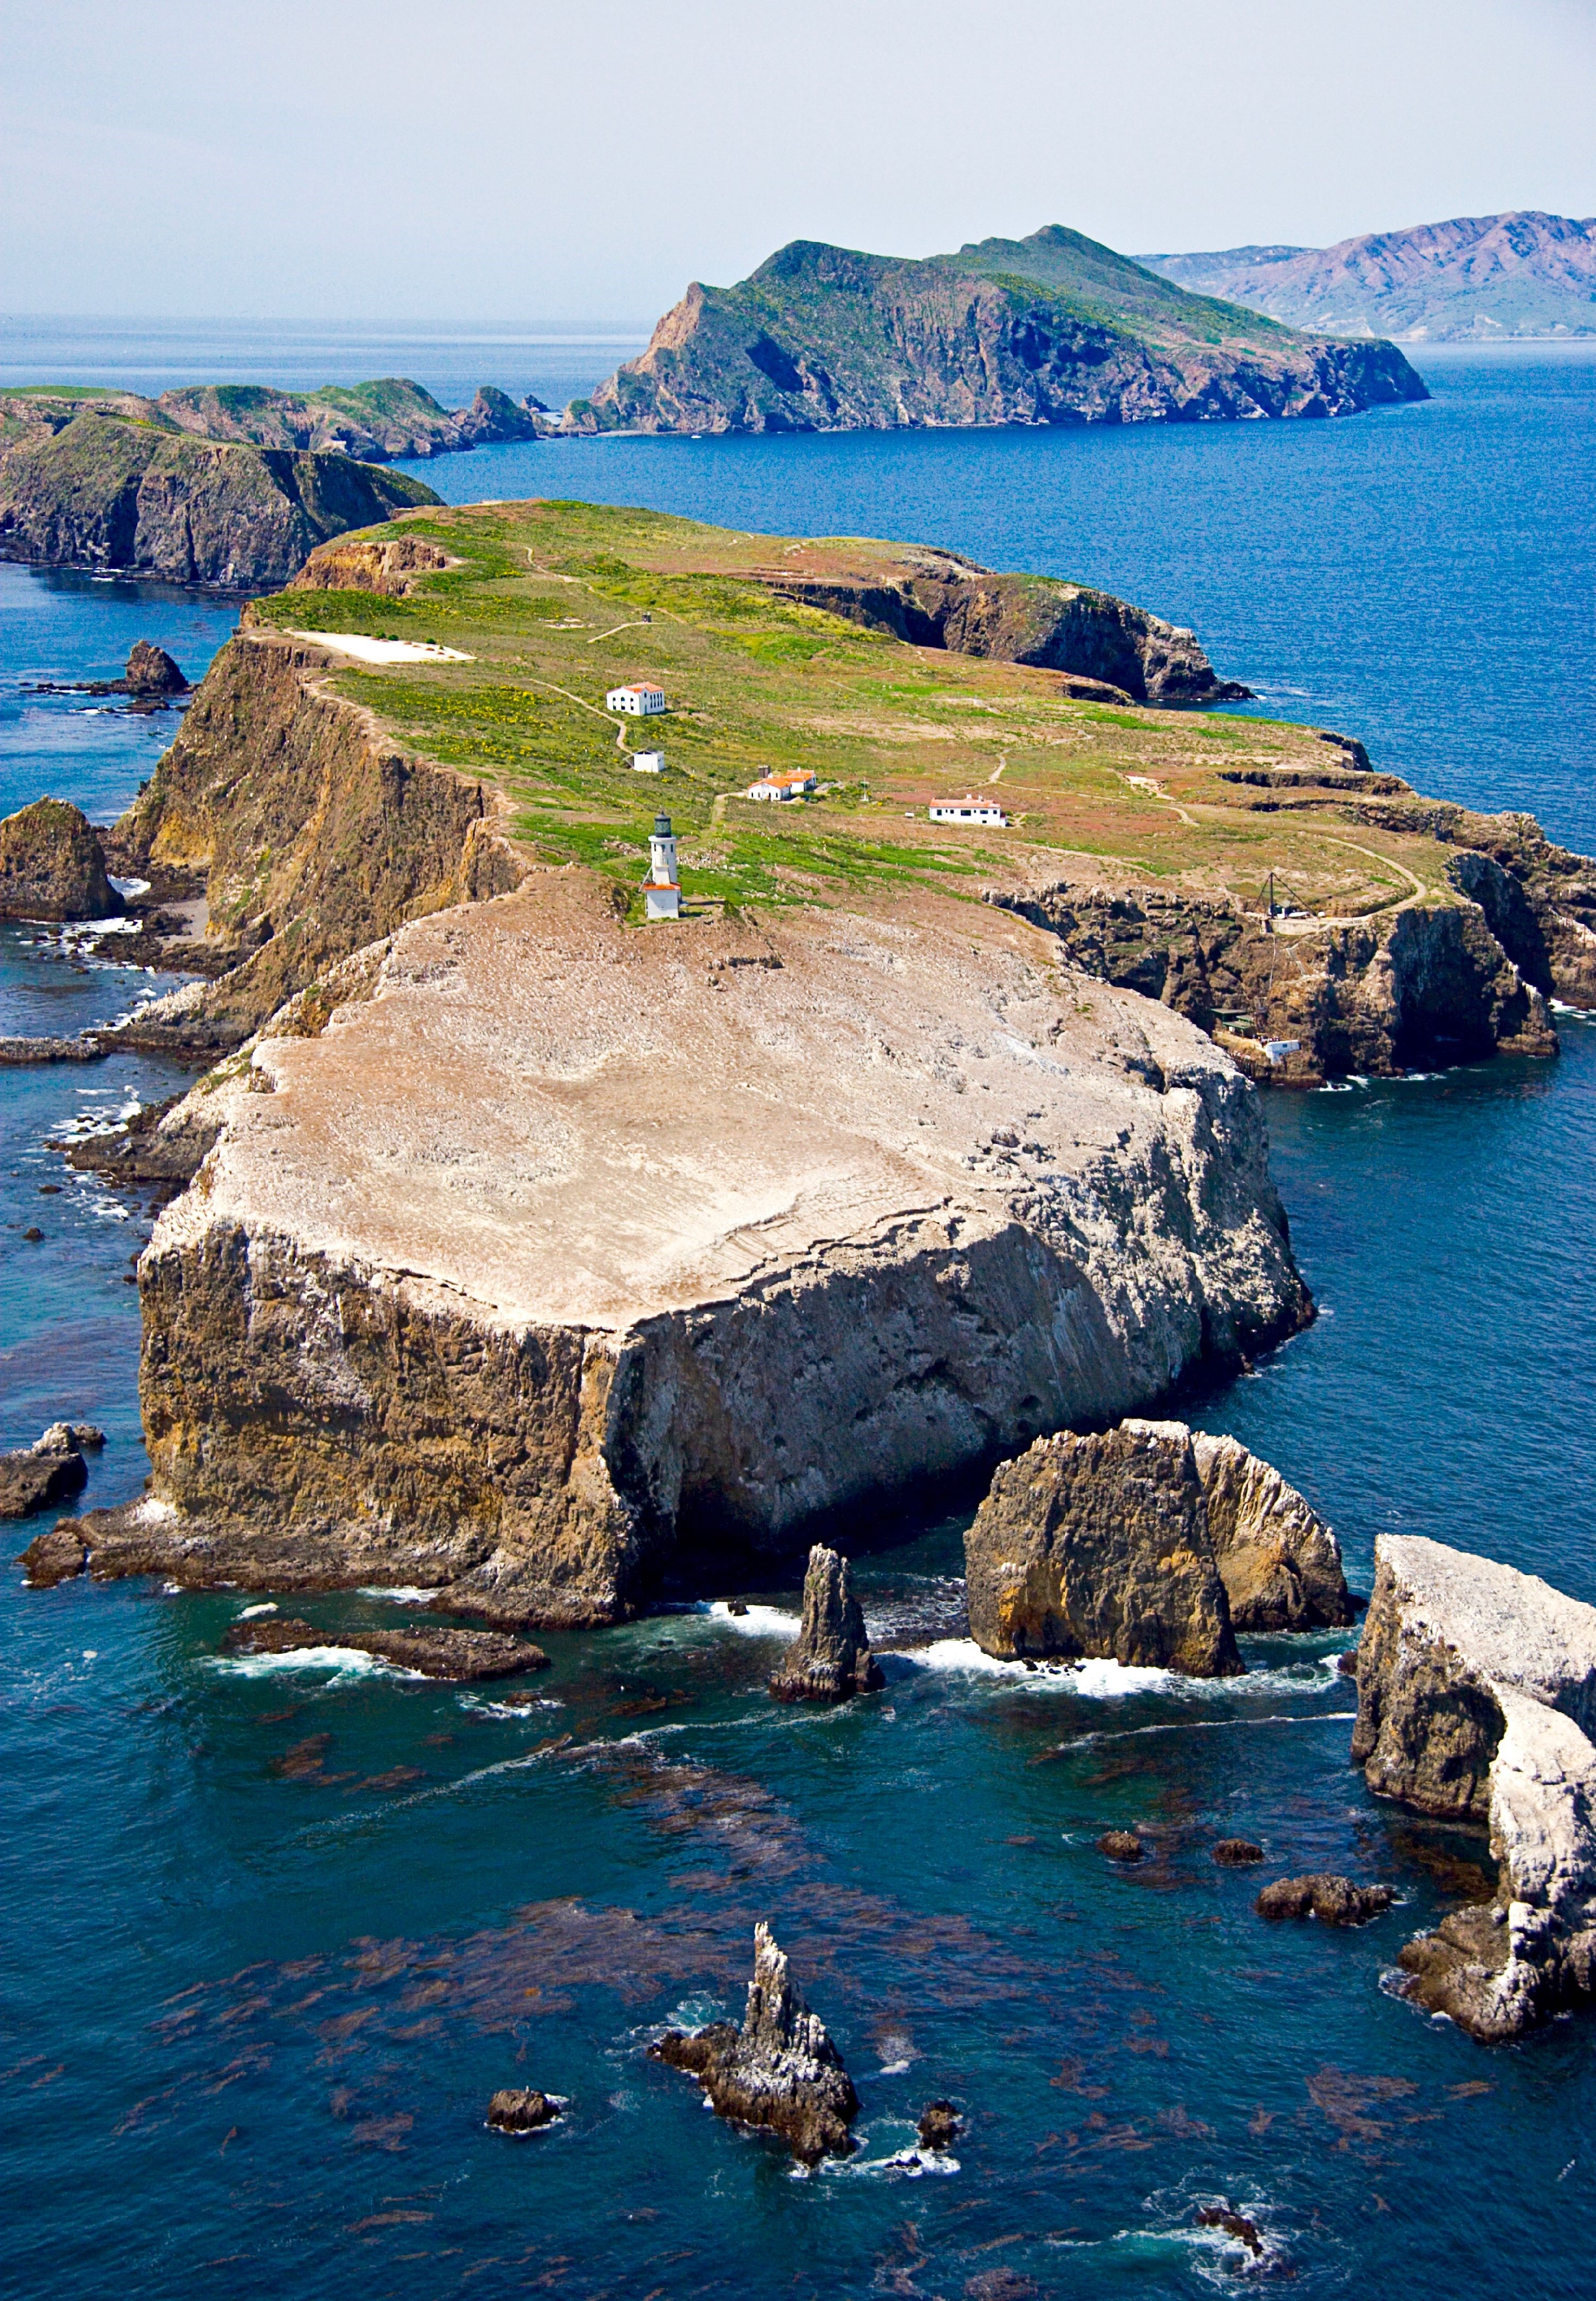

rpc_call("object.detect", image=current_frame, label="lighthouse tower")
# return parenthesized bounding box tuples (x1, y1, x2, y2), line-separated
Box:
(643, 812, 681, 921)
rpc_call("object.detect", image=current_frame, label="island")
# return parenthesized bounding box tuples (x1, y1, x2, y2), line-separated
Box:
(14, 494, 1589, 1622)
(1140, 209, 1596, 343)
(0, 374, 548, 589)
(573, 226, 1428, 436)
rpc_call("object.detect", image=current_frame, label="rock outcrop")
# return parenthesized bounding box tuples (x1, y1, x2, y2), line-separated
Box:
(754, 550, 1248, 705)
(486, 2088, 562, 2133)
(1352, 1534, 1596, 2038)
(1, 1422, 102, 1519)
(964, 1421, 1243, 1674)
(123, 641, 188, 695)
(584, 227, 1426, 436)
(0, 799, 119, 921)
(917, 2100, 960, 2151)
(769, 1545, 883, 1700)
(1191, 1431, 1353, 1630)
(1254, 1874, 1394, 1925)
(989, 875, 1558, 1083)
(0, 415, 442, 587)
(219, 1616, 549, 1680)
(651, 1922, 858, 2162)
(64, 878, 1308, 1621)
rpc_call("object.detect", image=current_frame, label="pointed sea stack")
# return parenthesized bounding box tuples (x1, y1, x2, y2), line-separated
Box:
(769, 1545, 883, 1701)
(651, 1921, 858, 2162)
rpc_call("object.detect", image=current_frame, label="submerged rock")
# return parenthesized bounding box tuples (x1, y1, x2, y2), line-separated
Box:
(964, 1421, 1242, 1675)
(2, 1422, 100, 1520)
(0, 799, 119, 922)
(1255, 1873, 1395, 1926)
(1190, 1430, 1353, 1630)
(650, 1921, 858, 2163)
(1195, 2204, 1264, 2258)
(1353, 1534, 1596, 2039)
(769, 1545, 883, 1701)
(485, 2087, 562, 2133)
(220, 1616, 548, 1681)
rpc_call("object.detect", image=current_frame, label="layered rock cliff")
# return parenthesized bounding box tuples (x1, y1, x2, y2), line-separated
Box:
(109, 628, 527, 1050)
(0, 415, 440, 587)
(1352, 1535, 1596, 2038)
(69, 874, 1308, 1624)
(753, 547, 1247, 704)
(583, 227, 1427, 436)
(989, 866, 1559, 1082)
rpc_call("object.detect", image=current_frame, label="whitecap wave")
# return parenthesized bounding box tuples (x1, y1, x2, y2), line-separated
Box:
(701, 1600, 802, 1637)
(903, 1640, 1349, 1702)
(236, 1601, 278, 1619)
(356, 1585, 442, 1604)
(206, 1645, 419, 1679)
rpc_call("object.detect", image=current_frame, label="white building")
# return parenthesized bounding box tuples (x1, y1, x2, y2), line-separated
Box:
(643, 812, 681, 921)
(745, 768, 817, 802)
(630, 749, 665, 774)
(929, 793, 1008, 827)
(607, 682, 667, 716)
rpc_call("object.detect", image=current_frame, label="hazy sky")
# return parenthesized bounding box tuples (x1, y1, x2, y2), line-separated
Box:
(3, 0, 1593, 321)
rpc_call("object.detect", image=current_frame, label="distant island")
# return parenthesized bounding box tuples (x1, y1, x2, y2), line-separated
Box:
(1139, 211, 1596, 342)
(570, 226, 1427, 436)
(0, 374, 549, 589)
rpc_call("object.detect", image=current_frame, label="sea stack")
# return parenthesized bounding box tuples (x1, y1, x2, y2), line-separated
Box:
(769, 1545, 883, 1701)
(1353, 1534, 1596, 2039)
(964, 1420, 1243, 1674)
(0, 799, 119, 922)
(651, 1922, 858, 2162)
(1191, 1430, 1353, 1630)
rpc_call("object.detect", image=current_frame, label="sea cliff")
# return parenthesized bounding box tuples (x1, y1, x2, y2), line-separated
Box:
(81, 875, 1307, 1623)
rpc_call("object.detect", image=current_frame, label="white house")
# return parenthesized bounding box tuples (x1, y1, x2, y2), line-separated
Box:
(607, 682, 667, 716)
(630, 749, 665, 774)
(643, 811, 681, 921)
(745, 768, 817, 802)
(929, 793, 1008, 827)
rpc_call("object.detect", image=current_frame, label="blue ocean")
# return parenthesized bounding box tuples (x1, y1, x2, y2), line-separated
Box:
(3, 328, 1594, 2298)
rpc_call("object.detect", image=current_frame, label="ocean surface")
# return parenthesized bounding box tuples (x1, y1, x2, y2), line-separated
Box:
(3, 340, 1595, 2299)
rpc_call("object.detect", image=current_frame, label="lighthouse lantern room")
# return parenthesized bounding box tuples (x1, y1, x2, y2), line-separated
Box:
(643, 812, 681, 921)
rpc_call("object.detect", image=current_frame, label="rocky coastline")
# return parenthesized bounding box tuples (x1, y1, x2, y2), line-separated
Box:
(1353, 1535, 1596, 2039)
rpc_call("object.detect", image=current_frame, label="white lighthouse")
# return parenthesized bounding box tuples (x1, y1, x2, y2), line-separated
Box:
(644, 811, 681, 921)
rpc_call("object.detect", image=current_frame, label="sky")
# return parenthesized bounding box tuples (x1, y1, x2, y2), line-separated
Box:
(3, 0, 1594, 322)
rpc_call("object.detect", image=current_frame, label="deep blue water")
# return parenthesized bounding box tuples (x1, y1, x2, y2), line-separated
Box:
(4, 347, 1596, 2299)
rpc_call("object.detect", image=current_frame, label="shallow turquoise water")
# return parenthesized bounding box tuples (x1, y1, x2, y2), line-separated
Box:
(4, 351, 1596, 2297)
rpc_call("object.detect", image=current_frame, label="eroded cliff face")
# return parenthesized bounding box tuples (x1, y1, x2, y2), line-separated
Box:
(1353, 1535, 1596, 2038)
(755, 552, 1246, 705)
(112, 630, 526, 1050)
(991, 876, 1557, 1081)
(75, 879, 1309, 1625)
(0, 415, 441, 588)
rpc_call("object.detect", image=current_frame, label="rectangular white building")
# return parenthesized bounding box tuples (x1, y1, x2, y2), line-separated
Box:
(929, 794, 1008, 827)
(630, 750, 665, 774)
(745, 768, 817, 802)
(607, 683, 667, 716)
